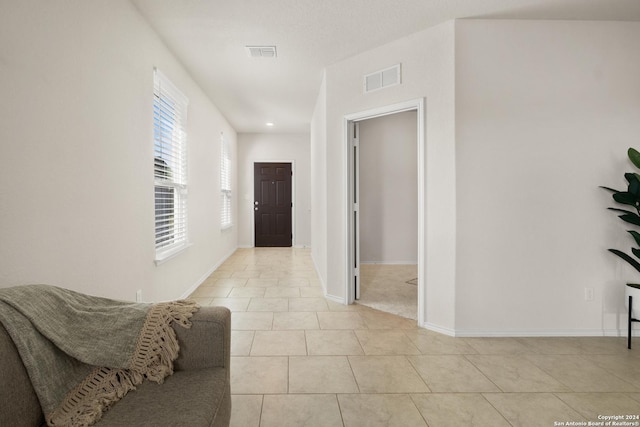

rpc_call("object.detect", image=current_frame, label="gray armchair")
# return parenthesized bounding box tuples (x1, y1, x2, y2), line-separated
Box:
(0, 306, 231, 427)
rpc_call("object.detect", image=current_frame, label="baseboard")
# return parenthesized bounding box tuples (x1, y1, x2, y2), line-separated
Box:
(307, 252, 343, 303)
(236, 244, 311, 249)
(419, 322, 640, 337)
(325, 293, 346, 304)
(421, 322, 457, 337)
(180, 246, 238, 299)
(360, 261, 418, 265)
(310, 253, 327, 296)
(449, 328, 640, 338)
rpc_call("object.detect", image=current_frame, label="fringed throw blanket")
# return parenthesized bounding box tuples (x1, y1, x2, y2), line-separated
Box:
(0, 285, 199, 427)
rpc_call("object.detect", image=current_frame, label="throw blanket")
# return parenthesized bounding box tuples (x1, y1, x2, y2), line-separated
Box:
(0, 285, 199, 427)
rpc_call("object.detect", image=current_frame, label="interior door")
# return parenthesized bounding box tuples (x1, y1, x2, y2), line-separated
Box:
(254, 162, 292, 247)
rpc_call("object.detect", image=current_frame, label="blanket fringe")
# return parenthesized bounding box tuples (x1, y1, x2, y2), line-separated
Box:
(47, 300, 199, 427)
(130, 300, 199, 382)
(48, 367, 142, 427)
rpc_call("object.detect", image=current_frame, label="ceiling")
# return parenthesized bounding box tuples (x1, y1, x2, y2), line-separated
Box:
(132, 0, 640, 133)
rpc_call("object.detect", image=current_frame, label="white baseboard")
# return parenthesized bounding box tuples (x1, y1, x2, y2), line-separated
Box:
(421, 322, 457, 337)
(446, 328, 640, 338)
(181, 247, 238, 299)
(325, 293, 346, 304)
(310, 253, 327, 296)
(419, 322, 640, 337)
(360, 261, 418, 265)
(236, 244, 311, 249)
(308, 251, 342, 303)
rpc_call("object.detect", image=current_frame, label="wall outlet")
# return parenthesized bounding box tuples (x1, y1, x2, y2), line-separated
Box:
(136, 289, 143, 303)
(584, 287, 594, 301)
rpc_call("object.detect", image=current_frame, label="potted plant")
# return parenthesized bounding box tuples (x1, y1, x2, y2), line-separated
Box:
(602, 147, 640, 319)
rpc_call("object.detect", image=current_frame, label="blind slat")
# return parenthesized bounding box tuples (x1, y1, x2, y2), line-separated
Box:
(220, 134, 232, 228)
(154, 69, 189, 255)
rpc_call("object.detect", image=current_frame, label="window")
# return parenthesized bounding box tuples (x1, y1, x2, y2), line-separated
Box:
(220, 133, 232, 229)
(153, 69, 189, 261)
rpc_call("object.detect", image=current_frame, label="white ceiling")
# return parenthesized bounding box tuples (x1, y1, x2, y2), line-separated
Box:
(132, 0, 640, 133)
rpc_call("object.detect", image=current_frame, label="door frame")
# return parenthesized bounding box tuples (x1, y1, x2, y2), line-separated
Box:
(344, 98, 425, 326)
(252, 160, 296, 247)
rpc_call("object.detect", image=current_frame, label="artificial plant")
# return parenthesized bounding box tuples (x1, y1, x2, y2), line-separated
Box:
(602, 148, 640, 274)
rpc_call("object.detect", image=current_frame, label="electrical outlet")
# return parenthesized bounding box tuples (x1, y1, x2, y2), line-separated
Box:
(136, 290, 143, 303)
(584, 287, 594, 301)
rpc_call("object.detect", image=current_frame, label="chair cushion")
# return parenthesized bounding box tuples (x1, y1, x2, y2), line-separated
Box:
(96, 368, 230, 427)
(0, 324, 45, 427)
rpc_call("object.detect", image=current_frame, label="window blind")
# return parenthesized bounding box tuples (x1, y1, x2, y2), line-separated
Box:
(220, 133, 232, 229)
(153, 69, 189, 257)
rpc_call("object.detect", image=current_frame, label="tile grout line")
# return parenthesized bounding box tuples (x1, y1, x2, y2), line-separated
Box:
(478, 392, 515, 427)
(461, 353, 505, 393)
(345, 355, 362, 394)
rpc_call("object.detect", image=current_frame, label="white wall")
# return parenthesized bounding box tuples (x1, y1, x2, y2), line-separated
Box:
(314, 18, 640, 336)
(310, 73, 328, 291)
(454, 20, 640, 335)
(0, 0, 237, 302)
(359, 111, 418, 263)
(236, 133, 311, 248)
(318, 22, 457, 331)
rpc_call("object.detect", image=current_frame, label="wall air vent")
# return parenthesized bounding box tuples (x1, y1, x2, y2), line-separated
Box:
(364, 63, 401, 93)
(246, 46, 277, 58)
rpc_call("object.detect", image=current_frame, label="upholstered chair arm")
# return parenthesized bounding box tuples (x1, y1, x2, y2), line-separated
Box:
(172, 306, 231, 372)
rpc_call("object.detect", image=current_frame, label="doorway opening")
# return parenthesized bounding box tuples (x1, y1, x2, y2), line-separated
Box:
(345, 99, 425, 325)
(357, 111, 418, 319)
(254, 162, 292, 247)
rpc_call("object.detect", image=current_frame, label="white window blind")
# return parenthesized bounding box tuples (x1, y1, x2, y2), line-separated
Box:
(220, 133, 232, 229)
(153, 69, 189, 259)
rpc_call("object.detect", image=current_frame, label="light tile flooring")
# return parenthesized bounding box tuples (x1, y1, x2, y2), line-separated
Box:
(190, 248, 640, 427)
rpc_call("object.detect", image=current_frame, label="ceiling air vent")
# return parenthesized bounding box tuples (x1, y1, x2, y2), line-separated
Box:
(246, 46, 277, 58)
(364, 63, 401, 93)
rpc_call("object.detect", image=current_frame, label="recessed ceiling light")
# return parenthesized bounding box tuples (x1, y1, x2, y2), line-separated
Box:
(266, 122, 274, 127)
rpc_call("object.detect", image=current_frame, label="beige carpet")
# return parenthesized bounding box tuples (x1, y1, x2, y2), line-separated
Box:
(357, 264, 417, 320)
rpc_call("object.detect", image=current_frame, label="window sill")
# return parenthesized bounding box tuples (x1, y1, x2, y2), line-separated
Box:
(154, 243, 192, 266)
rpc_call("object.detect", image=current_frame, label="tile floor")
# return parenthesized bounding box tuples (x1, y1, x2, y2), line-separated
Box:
(190, 248, 640, 427)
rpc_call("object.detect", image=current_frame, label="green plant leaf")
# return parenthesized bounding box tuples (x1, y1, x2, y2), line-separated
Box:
(632, 248, 640, 260)
(629, 230, 640, 247)
(613, 192, 640, 207)
(600, 186, 620, 193)
(620, 213, 640, 226)
(609, 249, 640, 274)
(629, 148, 640, 169)
(626, 172, 639, 184)
(626, 173, 640, 196)
(609, 207, 635, 215)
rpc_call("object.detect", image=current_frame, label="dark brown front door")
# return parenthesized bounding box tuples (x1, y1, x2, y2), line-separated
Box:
(254, 162, 292, 247)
